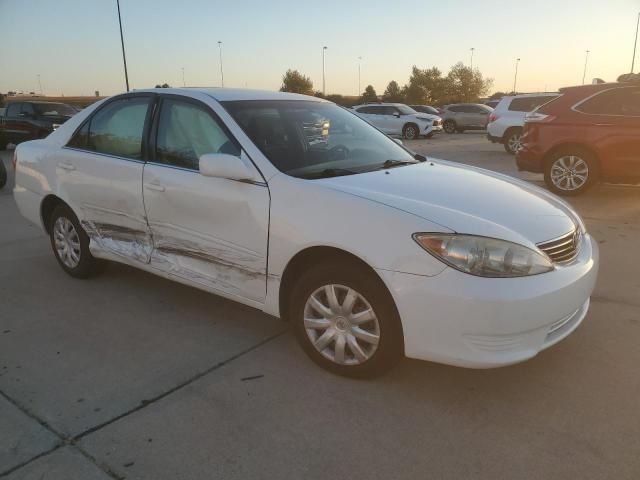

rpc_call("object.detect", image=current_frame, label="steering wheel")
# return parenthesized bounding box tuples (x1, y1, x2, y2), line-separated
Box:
(328, 144, 350, 161)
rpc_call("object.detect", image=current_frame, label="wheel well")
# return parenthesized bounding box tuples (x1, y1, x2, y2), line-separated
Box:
(502, 126, 522, 141)
(40, 195, 66, 234)
(403, 122, 419, 133)
(543, 143, 600, 170)
(279, 246, 388, 321)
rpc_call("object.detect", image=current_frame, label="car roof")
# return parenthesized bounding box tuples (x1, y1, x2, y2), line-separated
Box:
(131, 87, 327, 103)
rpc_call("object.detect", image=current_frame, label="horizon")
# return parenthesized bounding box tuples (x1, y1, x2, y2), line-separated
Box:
(1, 0, 638, 97)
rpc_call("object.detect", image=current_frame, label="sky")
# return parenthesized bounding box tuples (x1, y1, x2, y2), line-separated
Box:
(1, 0, 639, 97)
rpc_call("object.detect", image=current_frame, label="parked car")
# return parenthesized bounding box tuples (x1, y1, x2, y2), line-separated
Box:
(439, 103, 493, 133)
(488, 93, 559, 154)
(13, 88, 598, 377)
(409, 105, 441, 116)
(518, 82, 640, 195)
(0, 101, 76, 149)
(352, 103, 442, 139)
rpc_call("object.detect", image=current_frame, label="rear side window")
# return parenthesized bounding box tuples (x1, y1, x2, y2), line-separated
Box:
(71, 97, 151, 159)
(508, 96, 557, 112)
(576, 87, 640, 116)
(155, 98, 240, 170)
(6, 103, 21, 117)
(448, 105, 465, 112)
(356, 106, 374, 114)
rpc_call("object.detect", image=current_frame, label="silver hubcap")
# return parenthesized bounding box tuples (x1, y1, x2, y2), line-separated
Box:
(406, 127, 416, 138)
(53, 217, 81, 268)
(303, 284, 380, 366)
(508, 133, 522, 152)
(550, 155, 589, 191)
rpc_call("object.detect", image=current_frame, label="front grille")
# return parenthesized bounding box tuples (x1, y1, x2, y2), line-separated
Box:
(537, 229, 580, 264)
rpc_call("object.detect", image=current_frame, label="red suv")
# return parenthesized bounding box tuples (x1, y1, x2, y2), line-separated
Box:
(517, 81, 640, 195)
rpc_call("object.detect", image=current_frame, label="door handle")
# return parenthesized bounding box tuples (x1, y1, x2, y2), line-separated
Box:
(144, 183, 165, 192)
(58, 162, 75, 171)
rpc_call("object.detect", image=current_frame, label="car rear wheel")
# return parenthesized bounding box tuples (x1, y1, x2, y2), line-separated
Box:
(49, 204, 106, 278)
(443, 120, 456, 134)
(504, 129, 523, 154)
(289, 263, 403, 378)
(403, 123, 419, 140)
(544, 149, 599, 196)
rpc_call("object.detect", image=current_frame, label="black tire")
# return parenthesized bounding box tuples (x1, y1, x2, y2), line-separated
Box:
(402, 123, 420, 140)
(503, 128, 523, 155)
(289, 263, 404, 379)
(48, 204, 106, 278)
(0, 160, 6, 189)
(544, 148, 599, 196)
(443, 120, 456, 134)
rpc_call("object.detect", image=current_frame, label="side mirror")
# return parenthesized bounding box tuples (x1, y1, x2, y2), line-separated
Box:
(393, 113, 401, 118)
(199, 153, 256, 182)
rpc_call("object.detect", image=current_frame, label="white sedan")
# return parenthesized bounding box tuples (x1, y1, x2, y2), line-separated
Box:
(13, 88, 598, 378)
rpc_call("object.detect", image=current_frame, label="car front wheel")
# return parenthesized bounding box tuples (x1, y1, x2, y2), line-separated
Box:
(443, 120, 456, 134)
(49, 204, 106, 278)
(504, 129, 523, 154)
(544, 149, 598, 196)
(289, 263, 403, 378)
(403, 123, 419, 140)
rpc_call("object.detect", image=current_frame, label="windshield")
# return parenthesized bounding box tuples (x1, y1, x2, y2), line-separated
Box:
(33, 103, 76, 116)
(396, 105, 417, 115)
(222, 100, 416, 178)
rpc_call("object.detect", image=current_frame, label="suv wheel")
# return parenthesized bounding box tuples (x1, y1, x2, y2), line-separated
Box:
(49, 204, 106, 278)
(443, 120, 456, 134)
(544, 149, 599, 196)
(289, 263, 403, 378)
(402, 123, 419, 140)
(504, 128, 523, 154)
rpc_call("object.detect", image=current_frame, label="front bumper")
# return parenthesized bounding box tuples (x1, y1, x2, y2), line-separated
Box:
(377, 233, 599, 368)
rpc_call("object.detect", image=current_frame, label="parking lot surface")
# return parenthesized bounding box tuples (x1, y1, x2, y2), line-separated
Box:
(1, 134, 640, 479)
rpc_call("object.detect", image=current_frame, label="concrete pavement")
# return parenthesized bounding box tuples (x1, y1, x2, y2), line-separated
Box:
(1, 137, 639, 479)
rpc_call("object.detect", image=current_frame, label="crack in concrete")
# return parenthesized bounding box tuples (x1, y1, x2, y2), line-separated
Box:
(0, 330, 286, 478)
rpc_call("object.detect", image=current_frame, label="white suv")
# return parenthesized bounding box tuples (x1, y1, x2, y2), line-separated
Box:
(487, 93, 558, 154)
(352, 103, 442, 139)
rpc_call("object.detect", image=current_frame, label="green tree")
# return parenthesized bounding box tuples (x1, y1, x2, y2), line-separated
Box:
(402, 66, 447, 105)
(382, 80, 404, 103)
(280, 69, 314, 95)
(361, 85, 378, 103)
(443, 62, 493, 104)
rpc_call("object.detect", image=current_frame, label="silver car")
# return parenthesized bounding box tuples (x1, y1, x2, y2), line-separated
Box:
(440, 103, 493, 134)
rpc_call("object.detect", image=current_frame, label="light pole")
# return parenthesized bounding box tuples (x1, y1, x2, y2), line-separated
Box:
(513, 58, 520, 94)
(116, 0, 130, 92)
(322, 46, 328, 96)
(470, 47, 475, 70)
(582, 50, 590, 85)
(357, 56, 362, 95)
(37, 74, 43, 96)
(182, 67, 185, 87)
(632, 12, 640, 73)
(218, 41, 224, 87)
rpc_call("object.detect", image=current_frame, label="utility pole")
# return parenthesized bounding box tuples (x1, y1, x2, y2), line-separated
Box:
(37, 74, 43, 95)
(470, 47, 475, 70)
(182, 67, 185, 87)
(116, 0, 130, 92)
(357, 56, 362, 96)
(582, 50, 590, 84)
(322, 46, 328, 96)
(218, 41, 224, 87)
(513, 58, 520, 94)
(632, 12, 640, 73)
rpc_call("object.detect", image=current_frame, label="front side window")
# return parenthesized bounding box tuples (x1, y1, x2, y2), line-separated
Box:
(222, 100, 417, 178)
(21, 103, 35, 116)
(155, 98, 240, 170)
(78, 97, 151, 159)
(577, 87, 640, 116)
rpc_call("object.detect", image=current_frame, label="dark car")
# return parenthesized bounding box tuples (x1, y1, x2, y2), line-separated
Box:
(0, 101, 76, 149)
(409, 105, 441, 116)
(517, 82, 640, 195)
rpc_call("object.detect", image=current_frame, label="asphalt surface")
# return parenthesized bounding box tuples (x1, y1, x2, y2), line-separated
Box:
(1, 134, 639, 479)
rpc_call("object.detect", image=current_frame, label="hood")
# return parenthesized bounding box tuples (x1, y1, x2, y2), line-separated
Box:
(316, 160, 579, 247)
(414, 114, 438, 121)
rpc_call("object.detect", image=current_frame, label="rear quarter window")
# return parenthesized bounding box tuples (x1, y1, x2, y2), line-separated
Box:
(509, 96, 558, 112)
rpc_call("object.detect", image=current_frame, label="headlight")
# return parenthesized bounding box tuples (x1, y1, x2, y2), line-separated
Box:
(413, 233, 554, 278)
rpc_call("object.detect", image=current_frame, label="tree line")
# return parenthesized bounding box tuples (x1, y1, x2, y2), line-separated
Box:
(280, 62, 494, 107)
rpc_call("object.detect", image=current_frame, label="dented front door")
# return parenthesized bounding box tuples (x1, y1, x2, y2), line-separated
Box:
(142, 159, 269, 303)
